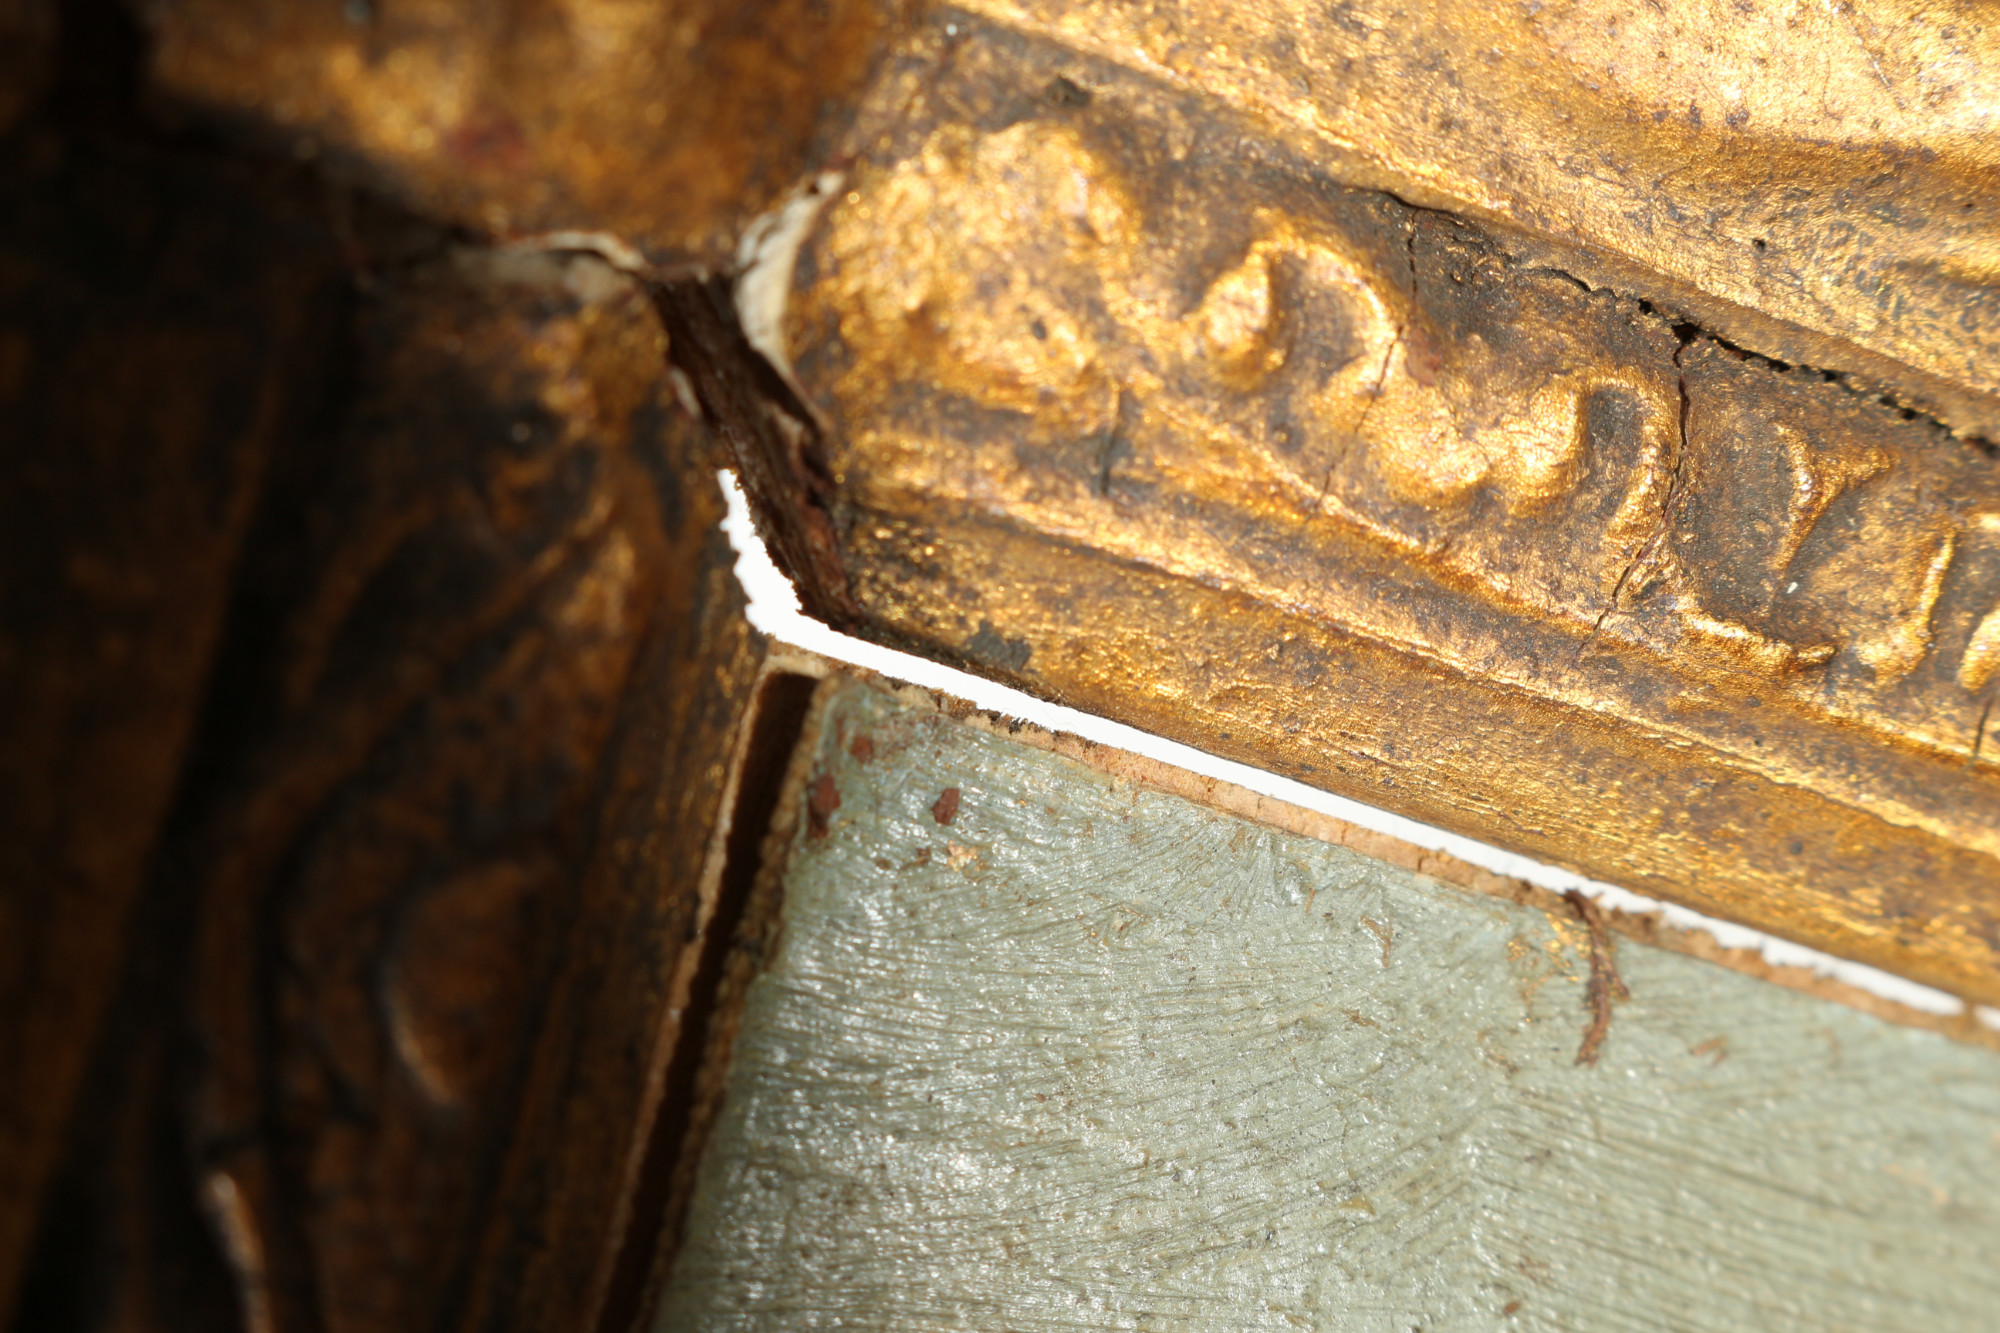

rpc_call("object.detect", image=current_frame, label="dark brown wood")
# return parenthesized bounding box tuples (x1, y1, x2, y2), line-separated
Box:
(3, 34, 769, 1324)
(0, 111, 351, 1322)
(461, 336, 769, 1333)
(604, 669, 821, 1333)
(158, 252, 761, 1333)
(654, 277, 858, 623)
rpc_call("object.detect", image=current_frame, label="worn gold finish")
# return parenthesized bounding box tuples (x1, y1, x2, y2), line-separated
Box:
(962, 0, 2000, 440)
(148, 0, 900, 265)
(724, 13, 2000, 1004)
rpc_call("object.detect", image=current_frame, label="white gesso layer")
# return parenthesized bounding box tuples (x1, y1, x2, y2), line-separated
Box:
(719, 471, 2000, 1034)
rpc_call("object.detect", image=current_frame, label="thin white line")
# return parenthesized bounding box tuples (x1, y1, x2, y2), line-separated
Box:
(718, 471, 1971, 1019)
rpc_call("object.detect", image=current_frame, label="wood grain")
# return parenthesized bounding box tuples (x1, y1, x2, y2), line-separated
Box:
(0, 128, 349, 1322)
(5, 224, 764, 1332)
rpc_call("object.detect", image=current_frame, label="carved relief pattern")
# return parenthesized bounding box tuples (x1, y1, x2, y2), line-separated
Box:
(799, 53, 2000, 780)
(763, 20, 2000, 996)
(181, 251, 683, 1333)
(957, 0, 2000, 439)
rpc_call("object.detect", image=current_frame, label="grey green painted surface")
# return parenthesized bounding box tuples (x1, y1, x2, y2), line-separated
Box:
(660, 680, 2000, 1332)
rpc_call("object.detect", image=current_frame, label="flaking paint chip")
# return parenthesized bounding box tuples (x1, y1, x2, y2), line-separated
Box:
(807, 772, 841, 839)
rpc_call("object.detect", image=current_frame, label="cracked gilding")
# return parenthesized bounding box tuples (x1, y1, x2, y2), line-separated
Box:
(957, 0, 2000, 440)
(771, 13, 2000, 1004)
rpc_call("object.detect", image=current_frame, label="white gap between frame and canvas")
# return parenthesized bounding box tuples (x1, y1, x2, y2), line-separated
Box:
(719, 470, 2000, 1033)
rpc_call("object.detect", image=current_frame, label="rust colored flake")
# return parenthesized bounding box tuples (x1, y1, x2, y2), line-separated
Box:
(807, 773, 841, 839)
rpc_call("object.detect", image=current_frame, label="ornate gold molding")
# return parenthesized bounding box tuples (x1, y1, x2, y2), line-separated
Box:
(958, 0, 2000, 440)
(691, 10, 2000, 1004)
